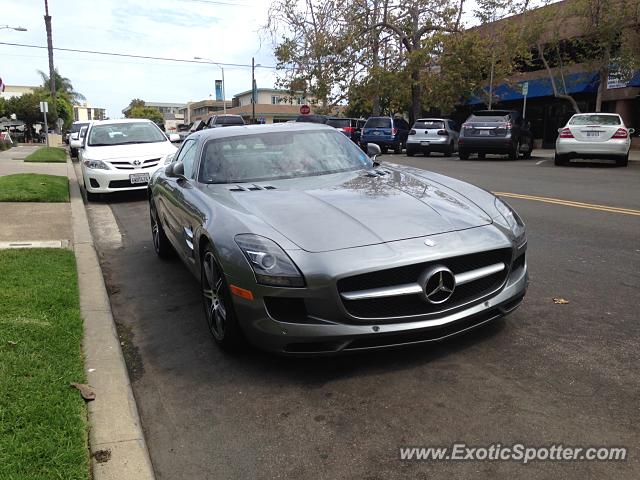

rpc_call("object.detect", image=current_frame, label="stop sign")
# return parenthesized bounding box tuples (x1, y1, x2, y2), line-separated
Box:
(299, 104, 311, 115)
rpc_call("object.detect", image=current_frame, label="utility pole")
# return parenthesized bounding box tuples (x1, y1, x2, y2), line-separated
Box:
(251, 57, 256, 124)
(44, 0, 58, 132)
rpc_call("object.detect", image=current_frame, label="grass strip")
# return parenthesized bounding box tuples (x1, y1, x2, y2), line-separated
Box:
(0, 174, 69, 202)
(24, 147, 68, 163)
(0, 248, 89, 480)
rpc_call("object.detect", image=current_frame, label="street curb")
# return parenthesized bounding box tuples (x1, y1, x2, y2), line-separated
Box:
(66, 159, 156, 480)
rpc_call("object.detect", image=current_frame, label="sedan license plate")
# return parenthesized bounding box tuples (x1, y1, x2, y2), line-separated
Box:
(479, 130, 491, 136)
(129, 173, 150, 184)
(421, 141, 430, 146)
(373, 131, 381, 135)
(586, 131, 600, 137)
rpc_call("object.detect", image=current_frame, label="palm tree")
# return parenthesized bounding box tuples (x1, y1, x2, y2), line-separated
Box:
(37, 69, 85, 104)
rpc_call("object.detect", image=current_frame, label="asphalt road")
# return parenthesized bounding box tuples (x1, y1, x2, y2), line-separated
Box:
(86, 154, 640, 479)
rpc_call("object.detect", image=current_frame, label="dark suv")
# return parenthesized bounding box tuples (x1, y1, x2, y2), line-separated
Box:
(458, 110, 533, 160)
(361, 116, 410, 153)
(326, 117, 365, 143)
(205, 114, 245, 128)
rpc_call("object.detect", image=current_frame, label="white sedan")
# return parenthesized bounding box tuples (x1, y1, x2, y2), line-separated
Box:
(555, 113, 635, 167)
(80, 119, 179, 200)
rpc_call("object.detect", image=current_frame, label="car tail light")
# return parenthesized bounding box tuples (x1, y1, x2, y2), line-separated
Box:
(499, 122, 512, 130)
(392, 128, 397, 136)
(612, 128, 628, 139)
(409, 129, 416, 135)
(559, 128, 574, 138)
(342, 127, 355, 134)
(436, 129, 447, 136)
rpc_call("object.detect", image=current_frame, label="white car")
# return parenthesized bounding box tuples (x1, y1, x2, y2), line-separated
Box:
(68, 121, 90, 158)
(555, 113, 635, 167)
(80, 119, 179, 200)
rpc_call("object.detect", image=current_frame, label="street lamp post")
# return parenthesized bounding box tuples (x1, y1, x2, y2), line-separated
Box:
(194, 57, 226, 115)
(0, 25, 28, 31)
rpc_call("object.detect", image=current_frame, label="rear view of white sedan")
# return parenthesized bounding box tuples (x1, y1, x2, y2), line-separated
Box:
(80, 119, 179, 200)
(555, 113, 634, 167)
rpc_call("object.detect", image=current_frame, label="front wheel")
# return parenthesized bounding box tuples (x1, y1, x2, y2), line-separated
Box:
(459, 150, 470, 160)
(201, 247, 244, 352)
(406, 147, 415, 157)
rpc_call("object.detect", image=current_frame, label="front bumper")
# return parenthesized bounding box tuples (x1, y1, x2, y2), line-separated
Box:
(226, 227, 528, 355)
(555, 138, 629, 158)
(82, 164, 164, 193)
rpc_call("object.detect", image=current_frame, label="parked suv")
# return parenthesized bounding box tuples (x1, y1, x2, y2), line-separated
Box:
(295, 114, 329, 124)
(68, 121, 90, 158)
(361, 116, 410, 154)
(326, 117, 365, 143)
(406, 118, 459, 157)
(204, 114, 245, 128)
(458, 110, 533, 160)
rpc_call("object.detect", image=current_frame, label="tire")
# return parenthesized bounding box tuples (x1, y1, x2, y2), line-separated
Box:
(381, 146, 388, 154)
(444, 142, 454, 157)
(201, 245, 244, 352)
(508, 142, 519, 160)
(149, 200, 175, 259)
(521, 141, 532, 159)
(554, 153, 568, 166)
(478, 153, 486, 159)
(86, 191, 100, 202)
(616, 155, 629, 167)
(70, 147, 77, 158)
(459, 150, 470, 160)
(423, 151, 431, 157)
(394, 143, 402, 154)
(406, 147, 415, 157)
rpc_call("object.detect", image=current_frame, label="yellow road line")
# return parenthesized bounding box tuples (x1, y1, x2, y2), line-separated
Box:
(493, 192, 640, 217)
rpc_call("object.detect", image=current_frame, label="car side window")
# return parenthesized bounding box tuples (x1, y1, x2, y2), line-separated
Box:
(176, 139, 198, 179)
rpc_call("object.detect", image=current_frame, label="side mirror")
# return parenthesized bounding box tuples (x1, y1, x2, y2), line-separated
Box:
(165, 162, 185, 178)
(628, 128, 635, 135)
(367, 143, 381, 158)
(70, 132, 79, 140)
(169, 133, 181, 143)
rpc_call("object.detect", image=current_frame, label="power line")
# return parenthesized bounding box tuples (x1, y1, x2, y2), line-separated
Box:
(0, 41, 277, 69)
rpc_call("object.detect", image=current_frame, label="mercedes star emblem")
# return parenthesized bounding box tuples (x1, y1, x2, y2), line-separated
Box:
(419, 265, 456, 304)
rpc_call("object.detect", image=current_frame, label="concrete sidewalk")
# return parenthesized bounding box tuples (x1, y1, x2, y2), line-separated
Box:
(0, 145, 72, 246)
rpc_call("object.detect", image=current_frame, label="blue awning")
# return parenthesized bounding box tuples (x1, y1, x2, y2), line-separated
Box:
(468, 71, 600, 105)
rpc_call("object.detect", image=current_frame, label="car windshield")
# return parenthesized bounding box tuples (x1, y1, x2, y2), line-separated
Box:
(365, 118, 391, 128)
(216, 116, 244, 125)
(200, 130, 372, 184)
(71, 123, 89, 133)
(469, 115, 509, 122)
(569, 115, 621, 125)
(327, 119, 351, 128)
(88, 122, 166, 146)
(414, 120, 444, 129)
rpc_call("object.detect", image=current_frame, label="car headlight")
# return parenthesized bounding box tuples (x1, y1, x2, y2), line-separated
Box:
(494, 197, 526, 246)
(163, 153, 175, 165)
(235, 234, 305, 287)
(83, 159, 110, 170)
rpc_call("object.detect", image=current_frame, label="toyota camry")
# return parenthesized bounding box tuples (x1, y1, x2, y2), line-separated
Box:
(148, 123, 528, 355)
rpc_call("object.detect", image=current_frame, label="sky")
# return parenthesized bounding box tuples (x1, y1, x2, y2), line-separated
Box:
(0, 0, 279, 118)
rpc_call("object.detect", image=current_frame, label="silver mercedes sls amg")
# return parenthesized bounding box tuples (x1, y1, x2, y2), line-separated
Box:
(148, 123, 528, 355)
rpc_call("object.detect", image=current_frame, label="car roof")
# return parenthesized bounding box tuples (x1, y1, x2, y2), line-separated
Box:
(415, 118, 449, 122)
(571, 112, 620, 116)
(192, 122, 334, 141)
(472, 110, 516, 116)
(90, 118, 154, 126)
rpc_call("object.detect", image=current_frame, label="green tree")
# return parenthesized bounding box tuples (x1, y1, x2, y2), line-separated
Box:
(124, 98, 146, 117)
(5, 93, 42, 141)
(37, 69, 85, 104)
(127, 105, 164, 125)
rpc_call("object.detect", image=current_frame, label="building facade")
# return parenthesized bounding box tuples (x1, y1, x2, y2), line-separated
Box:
(463, 0, 640, 148)
(0, 85, 36, 100)
(180, 99, 232, 123)
(73, 103, 106, 122)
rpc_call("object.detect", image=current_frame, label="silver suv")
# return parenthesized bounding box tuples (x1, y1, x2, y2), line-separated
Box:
(406, 118, 459, 157)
